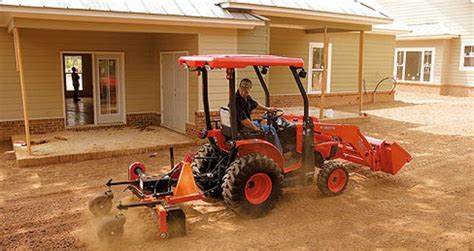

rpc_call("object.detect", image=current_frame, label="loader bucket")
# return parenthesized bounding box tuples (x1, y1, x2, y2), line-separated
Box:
(379, 142, 412, 175)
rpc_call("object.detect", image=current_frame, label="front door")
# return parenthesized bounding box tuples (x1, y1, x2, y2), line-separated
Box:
(95, 54, 124, 124)
(161, 52, 188, 132)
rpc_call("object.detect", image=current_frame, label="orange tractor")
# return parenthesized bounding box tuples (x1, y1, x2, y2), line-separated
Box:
(89, 55, 412, 242)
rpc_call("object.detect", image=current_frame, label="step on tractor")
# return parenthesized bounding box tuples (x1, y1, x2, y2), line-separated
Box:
(89, 55, 412, 242)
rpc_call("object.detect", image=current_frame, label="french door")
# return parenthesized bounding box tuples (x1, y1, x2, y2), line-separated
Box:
(95, 54, 124, 124)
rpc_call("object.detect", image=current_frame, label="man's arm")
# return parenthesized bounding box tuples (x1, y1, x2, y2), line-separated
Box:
(257, 102, 276, 112)
(241, 118, 262, 131)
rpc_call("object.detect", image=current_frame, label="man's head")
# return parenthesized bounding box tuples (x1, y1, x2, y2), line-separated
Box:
(72, 67, 77, 73)
(238, 78, 252, 98)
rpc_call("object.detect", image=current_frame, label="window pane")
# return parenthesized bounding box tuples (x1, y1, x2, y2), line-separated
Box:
(396, 66, 403, 80)
(311, 71, 323, 91)
(99, 59, 118, 115)
(464, 46, 474, 55)
(423, 67, 431, 82)
(65, 73, 83, 91)
(64, 56, 82, 73)
(397, 51, 404, 65)
(312, 47, 324, 69)
(464, 57, 474, 67)
(423, 51, 432, 66)
(404, 51, 422, 81)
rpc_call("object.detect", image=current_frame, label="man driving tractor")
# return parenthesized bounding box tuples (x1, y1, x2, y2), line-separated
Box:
(234, 78, 283, 152)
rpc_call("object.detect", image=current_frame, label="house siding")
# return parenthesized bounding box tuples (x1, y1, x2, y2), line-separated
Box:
(270, 27, 395, 94)
(0, 28, 22, 121)
(378, 0, 474, 87)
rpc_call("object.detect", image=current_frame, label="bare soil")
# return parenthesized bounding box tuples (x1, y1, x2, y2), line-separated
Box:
(1, 92, 473, 250)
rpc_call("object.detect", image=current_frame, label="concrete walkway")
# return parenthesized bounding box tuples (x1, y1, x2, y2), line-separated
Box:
(12, 126, 195, 167)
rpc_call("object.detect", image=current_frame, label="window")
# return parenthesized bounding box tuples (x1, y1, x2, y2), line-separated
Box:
(394, 48, 435, 83)
(64, 55, 83, 91)
(308, 42, 332, 93)
(460, 44, 474, 70)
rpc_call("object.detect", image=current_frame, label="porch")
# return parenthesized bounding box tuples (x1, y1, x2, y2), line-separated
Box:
(12, 126, 195, 167)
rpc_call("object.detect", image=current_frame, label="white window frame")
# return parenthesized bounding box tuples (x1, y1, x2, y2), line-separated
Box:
(394, 47, 436, 83)
(459, 43, 474, 71)
(308, 42, 332, 94)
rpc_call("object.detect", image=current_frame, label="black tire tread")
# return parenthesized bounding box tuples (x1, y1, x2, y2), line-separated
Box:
(221, 153, 283, 218)
(317, 161, 349, 197)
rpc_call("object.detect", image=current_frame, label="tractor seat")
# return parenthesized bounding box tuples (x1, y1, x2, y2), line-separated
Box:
(219, 106, 233, 138)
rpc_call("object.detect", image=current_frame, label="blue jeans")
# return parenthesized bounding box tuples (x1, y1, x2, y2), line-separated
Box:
(253, 121, 283, 152)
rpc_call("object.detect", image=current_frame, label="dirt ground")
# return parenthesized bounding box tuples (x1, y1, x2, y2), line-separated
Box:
(0, 92, 473, 250)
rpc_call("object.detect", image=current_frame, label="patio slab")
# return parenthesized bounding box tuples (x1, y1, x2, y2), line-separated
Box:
(12, 126, 196, 167)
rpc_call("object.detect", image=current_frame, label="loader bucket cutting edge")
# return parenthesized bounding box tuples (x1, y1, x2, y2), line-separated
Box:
(379, 141, 412, 175)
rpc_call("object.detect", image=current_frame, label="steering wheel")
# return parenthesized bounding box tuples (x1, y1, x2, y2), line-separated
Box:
(263, 109, 284, 122)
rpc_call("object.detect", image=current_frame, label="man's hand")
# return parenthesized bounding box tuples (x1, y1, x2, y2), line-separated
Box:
(267, 107, 277, 113)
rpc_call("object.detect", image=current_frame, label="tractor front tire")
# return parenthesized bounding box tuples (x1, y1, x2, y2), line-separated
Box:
(317, 161, 349, 196)
(222, 153, 283, 218)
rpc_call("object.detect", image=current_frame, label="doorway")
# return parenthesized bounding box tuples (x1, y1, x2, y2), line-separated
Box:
(160, 51, 188, 133)
(63, 54, 94, 126)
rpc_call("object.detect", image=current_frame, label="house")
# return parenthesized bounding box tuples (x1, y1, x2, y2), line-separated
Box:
(377, 0, 474, 96)
(0, 0, 403, 146)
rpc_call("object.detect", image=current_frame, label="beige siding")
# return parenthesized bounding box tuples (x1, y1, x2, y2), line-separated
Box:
(0, 28, 22, 120)
(378, 0, 474, 86)
(270, 27, 395, 94)
(154, 33, 198, 121)
(237, 26, 269, 104)
(199, 28, 238, 110)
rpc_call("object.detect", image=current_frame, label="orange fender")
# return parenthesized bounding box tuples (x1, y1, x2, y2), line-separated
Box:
(236, 139, 284, 170)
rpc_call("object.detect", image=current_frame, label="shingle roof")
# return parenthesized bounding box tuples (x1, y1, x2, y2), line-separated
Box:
(0, 0, 260, 21)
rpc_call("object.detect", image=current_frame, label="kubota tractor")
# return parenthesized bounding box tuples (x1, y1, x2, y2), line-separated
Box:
(89, 55, 412, 242)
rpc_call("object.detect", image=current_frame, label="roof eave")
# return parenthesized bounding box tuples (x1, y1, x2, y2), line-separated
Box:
(219, 2, 393, 25)
(0, 5, 265, 29)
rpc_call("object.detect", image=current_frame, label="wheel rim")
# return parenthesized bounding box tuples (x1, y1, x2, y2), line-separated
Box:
(328, 169, 347, 193)
(245, 173, 272, 205)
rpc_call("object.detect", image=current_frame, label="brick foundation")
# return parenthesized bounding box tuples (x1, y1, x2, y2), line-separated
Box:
(126, 112, 161, 127)
(0, 118, 64, 140)
(0, 112, 161, 140)
(397, 82, 474, 97)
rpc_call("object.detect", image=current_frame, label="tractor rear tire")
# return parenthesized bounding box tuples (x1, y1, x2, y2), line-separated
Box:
(191, 143, 213, 173)
(191, 144, 221, 198)
(222, 153, 283, 218)
(97, 214, 125, 243)
(317, 161, 349, 196)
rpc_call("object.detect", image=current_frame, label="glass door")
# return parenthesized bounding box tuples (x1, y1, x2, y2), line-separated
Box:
(308, 43, 332, 93)
(95, 54, 124, 124)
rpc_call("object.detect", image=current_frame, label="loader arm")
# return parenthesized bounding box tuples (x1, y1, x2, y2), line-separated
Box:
(313, 123, 412, 175)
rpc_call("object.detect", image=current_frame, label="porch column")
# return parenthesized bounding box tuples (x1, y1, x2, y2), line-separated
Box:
(358, 31, 365, 115)
(319, 27, 329, 119)
(13, 28, 32, 155)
